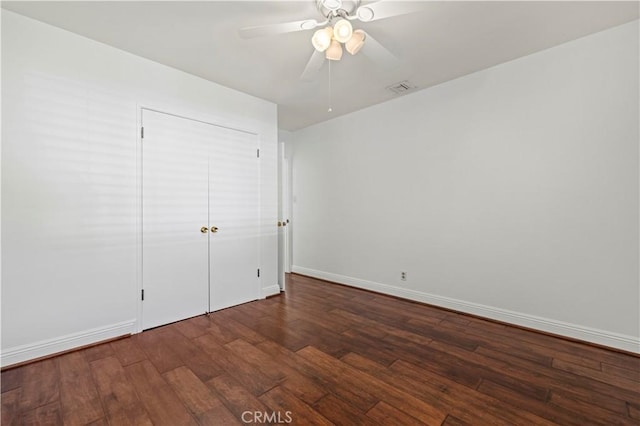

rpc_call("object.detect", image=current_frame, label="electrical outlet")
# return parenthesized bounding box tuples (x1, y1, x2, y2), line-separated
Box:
(401, 272, 407, 281)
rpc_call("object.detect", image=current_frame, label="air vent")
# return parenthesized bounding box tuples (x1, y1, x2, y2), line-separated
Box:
(387, 81, 417, 94)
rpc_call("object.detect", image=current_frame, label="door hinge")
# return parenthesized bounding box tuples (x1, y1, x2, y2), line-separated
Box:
(141, 289, 145, 301)
(141, 127, 144, 139)
(257, 268, 260, 278)
(257, 149, 260, 158)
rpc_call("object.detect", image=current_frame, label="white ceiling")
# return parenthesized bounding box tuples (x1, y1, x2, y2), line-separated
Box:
(3, 1, 638, 131)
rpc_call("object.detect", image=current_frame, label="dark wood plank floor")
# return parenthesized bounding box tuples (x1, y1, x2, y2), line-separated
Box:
(2, 273, 639, 425)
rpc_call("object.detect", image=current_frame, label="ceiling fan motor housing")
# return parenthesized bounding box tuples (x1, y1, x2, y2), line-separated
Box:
(317, 0, 360, 19)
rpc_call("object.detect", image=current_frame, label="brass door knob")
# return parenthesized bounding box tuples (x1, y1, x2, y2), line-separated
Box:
(278, 221, 282, 227)
(210, 226, 219, 233)
(200, 226, 208, 233)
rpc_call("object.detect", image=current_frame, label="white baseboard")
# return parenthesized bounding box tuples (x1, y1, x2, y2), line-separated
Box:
(292, 266, 640, 354)
(1, 320, 136, 368)
(262, 284, 281, 299)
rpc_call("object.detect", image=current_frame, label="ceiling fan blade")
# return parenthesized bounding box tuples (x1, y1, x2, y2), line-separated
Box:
(301, 50, 326, 81)
(239, 19, 324, 39)
(356, 1, 427, 22)
(361, 31, 398, 69)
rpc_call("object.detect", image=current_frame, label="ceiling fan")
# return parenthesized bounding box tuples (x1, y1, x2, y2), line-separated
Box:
(239, 0, 425, 81)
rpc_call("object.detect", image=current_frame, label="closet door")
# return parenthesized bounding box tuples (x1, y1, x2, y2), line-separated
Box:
(209, 128, 260, 311)
(142, 110, 210, 330)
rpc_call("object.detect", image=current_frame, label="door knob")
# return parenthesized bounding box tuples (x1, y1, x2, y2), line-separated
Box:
(210, 226, 219, 233)
(200, 226, 208, 233)
(278, 221, 282, 227)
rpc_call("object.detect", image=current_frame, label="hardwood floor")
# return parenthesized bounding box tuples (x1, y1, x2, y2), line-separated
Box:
(2, 273, 639, 425)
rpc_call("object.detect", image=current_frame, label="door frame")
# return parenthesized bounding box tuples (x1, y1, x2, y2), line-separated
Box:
(135, 105, 261, 333)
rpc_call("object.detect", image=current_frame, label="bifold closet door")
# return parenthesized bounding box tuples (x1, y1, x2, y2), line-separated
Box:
(142, 110, 209, 330)
(209, 128, 260, 311)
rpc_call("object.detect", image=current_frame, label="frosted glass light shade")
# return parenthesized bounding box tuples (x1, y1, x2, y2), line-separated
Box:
(333, 19, 353, 43)
(325, 39, 343, 61)
(312, 27, 333, 52)
(346, 29, 365, 55)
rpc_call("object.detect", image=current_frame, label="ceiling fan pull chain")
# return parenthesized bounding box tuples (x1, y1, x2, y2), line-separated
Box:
(328, 60, 333, 113)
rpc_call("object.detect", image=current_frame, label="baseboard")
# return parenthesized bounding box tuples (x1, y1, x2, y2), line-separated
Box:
(1, 320, 136, 368)
(262, 284, 281, 299)
(292, 266, 640, 354)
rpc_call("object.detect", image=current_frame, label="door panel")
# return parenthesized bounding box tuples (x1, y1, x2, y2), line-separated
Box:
(209, 128, 260, 311)
(142, 110, 210, 329)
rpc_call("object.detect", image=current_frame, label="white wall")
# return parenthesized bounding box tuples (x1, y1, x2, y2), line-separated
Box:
(1, 10, 278, 366)
(291, 20, 639, 352)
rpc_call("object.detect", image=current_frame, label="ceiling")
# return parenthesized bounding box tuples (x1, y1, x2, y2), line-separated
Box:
(2, 1, 638, 131)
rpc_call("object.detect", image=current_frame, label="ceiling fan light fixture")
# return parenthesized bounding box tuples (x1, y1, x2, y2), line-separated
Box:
(320, 0, 342, 11)
(333, 19, 353, 43)
(311, 26, 333, 52)
(346, 29, 365, 55)
(325, 39, 343, 61)
(356, 6, 375, 22)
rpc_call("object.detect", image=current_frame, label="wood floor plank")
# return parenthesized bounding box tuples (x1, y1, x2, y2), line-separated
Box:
(441, 414, 472, 426)
(476, 379, 593, 426)
(194, 333, 280, 396)
(163, 366, 240, 425)
(83, 342, 116, 363)
(548, 391, 636, 425)
(86, 417, 109, 426)
(1, 388, 21, 426)
(58, 351, 105, 425)
(90, 356, 153, 425)
(552, 358, 640, 393)
(0, 367, 23, 393)
(206, 374, 272, 421)
(161, 326, 226, 382)
(380, 335, 484, 388)
(224, 339, 286, 382)
(601, 362, 640, 382)
(21, 401, 63, 425)
(224, 338, 326, 404)
(172, 315, 209, 339)
(256, 340, 379, 412)
(18, 358, 60, 411)
(312, 393, 368, 425)
(341, 328, 402, 366)
(390, 361, 554, 426)
(137, 328, 185, 374)
(628, 401, 640, 420)
(258, 386, 332, 426)
(332, 308, 433, 346)
(207, 312, 267, 345)
(109, 336, 147, 366)
(342, 351, 548, 425)
(366, 401, 425, 426)
(428, 335, 638, 407)
(298, 345, 448, 425)
(124, 360, 197, 426)
(429, 340, 551, 401)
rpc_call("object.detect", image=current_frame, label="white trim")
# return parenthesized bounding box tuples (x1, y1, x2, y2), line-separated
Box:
(292, 266, 640, 354)
(1, 320, 136, 368)
(135, 104, 144, 333)
(262, 284, 281, 299)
